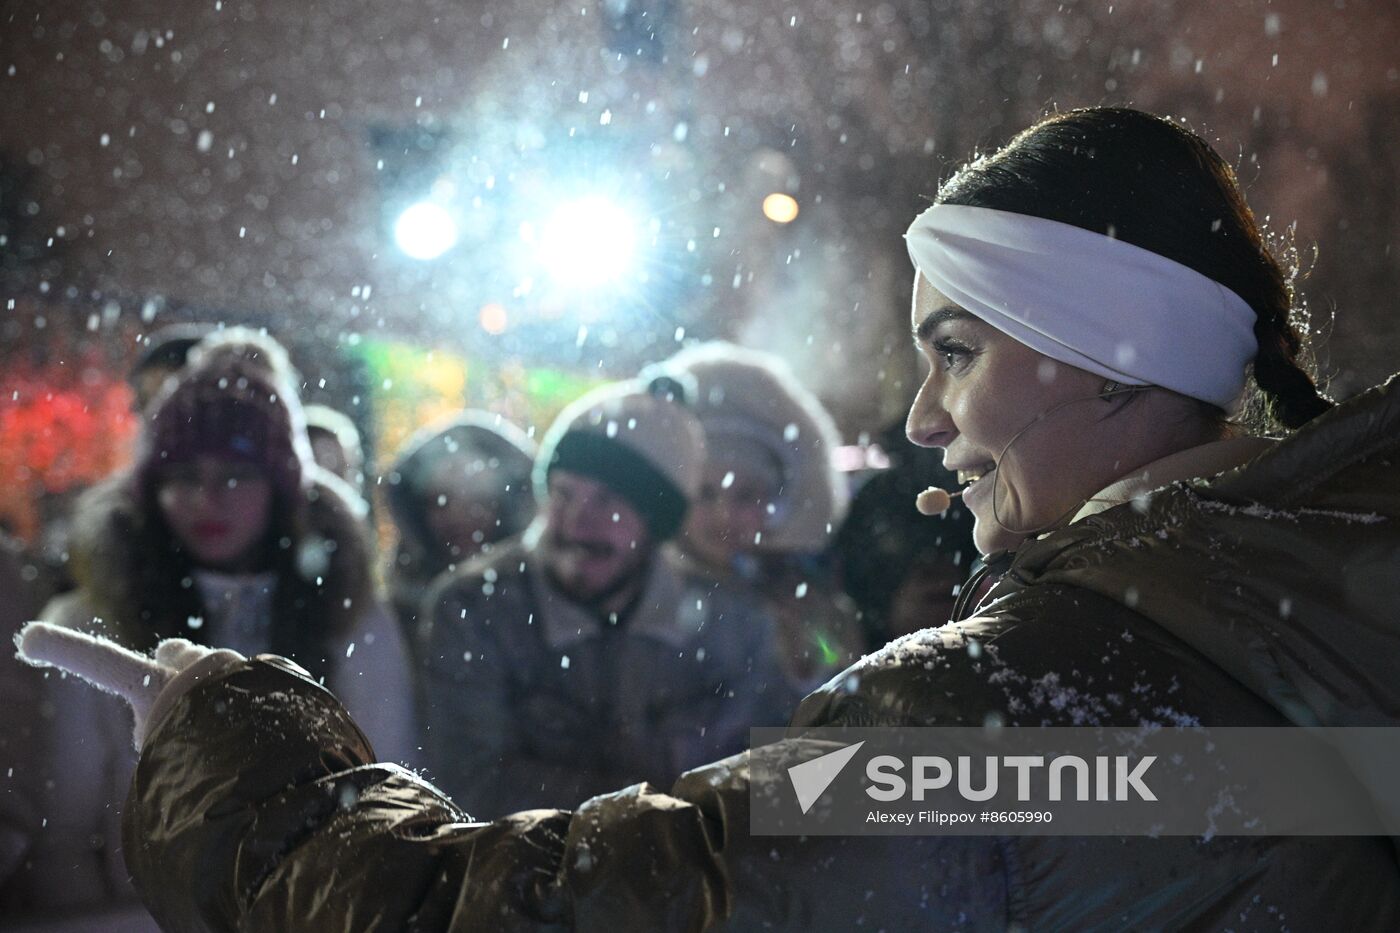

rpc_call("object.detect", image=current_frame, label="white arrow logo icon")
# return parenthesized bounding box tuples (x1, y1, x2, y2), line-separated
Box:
(788, 741, 866, 814)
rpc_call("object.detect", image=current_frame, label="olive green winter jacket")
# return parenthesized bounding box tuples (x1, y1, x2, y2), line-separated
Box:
(121, 375, 1400, 931)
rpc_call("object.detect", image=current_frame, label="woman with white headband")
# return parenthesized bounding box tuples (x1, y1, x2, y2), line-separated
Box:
(904, 108, 1329, 571)
(16, 108, 1400, 929)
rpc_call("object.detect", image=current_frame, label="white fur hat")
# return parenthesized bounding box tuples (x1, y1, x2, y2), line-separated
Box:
(661, 342, 847, 552)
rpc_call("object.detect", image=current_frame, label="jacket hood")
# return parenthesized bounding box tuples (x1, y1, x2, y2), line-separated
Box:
(1001, 372, 1400, 728)
(384, 411, 538, 587)
(68, 470, 373, 655)
(659, 341, 847, 553)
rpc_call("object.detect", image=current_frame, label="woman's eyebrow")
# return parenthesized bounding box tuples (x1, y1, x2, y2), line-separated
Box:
(913, 307, 973, 344)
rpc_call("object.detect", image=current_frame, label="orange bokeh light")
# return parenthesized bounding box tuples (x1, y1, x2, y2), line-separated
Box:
(478, 303, 509, 335)
(762, 193, 799, 224)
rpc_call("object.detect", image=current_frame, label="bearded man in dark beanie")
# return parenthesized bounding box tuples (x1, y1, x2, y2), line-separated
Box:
(416, 378, 787, 817)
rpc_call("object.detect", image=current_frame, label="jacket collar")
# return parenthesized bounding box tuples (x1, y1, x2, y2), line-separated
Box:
(1009, 373, 1400, 583)
(529, 551, 689, 651)
(1070, 435, 1276, 523)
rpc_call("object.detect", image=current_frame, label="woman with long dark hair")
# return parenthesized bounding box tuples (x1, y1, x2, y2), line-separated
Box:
(21, 108, 1400, 928)
(8, 350, 413, 924)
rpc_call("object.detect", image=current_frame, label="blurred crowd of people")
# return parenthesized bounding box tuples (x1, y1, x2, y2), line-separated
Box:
(0, 323, 974, 928)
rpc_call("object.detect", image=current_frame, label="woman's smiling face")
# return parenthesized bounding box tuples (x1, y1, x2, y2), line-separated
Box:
(905, 272, 1122, 556)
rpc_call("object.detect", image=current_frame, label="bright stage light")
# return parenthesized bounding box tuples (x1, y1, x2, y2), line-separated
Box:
(394, 202, 458, 260)
(537, 196, 638, 289)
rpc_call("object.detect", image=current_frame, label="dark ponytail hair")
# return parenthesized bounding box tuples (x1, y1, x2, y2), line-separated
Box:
(936, 107, 1332, 431)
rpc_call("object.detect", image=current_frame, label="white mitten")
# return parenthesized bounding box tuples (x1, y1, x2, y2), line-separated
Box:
(15, 621, 246, 750)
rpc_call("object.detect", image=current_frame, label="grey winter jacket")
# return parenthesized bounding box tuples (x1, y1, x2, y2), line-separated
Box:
(418, 537, 789, 815)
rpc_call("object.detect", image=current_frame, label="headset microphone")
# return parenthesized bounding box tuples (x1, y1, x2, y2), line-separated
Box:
(915, 486, 961, 516)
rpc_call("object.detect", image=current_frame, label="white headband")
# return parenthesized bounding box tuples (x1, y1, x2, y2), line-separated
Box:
(905, 203, 1258, 409)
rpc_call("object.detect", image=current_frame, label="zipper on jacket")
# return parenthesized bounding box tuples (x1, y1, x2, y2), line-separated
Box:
(951, 551, 1015, 623)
